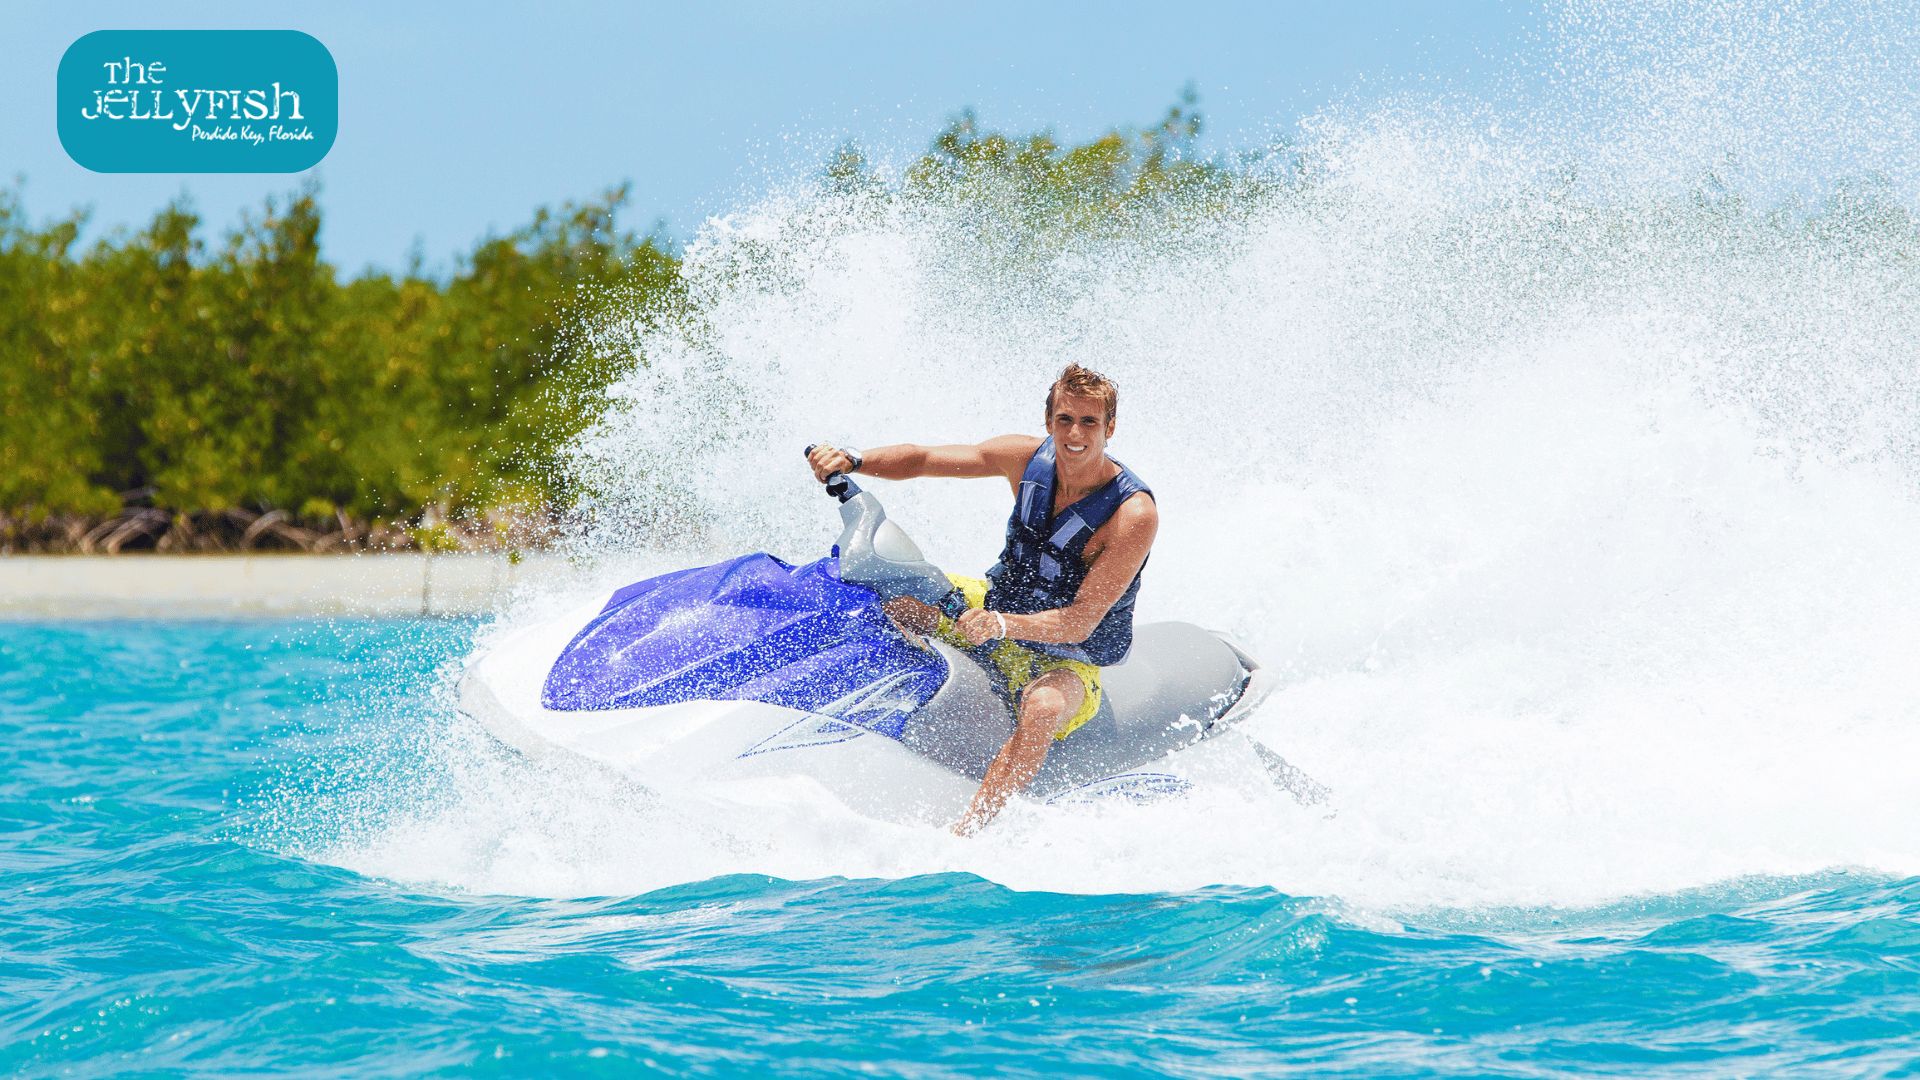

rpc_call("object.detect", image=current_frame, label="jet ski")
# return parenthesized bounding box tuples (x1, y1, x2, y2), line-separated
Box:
(457, 459, 1285, 827)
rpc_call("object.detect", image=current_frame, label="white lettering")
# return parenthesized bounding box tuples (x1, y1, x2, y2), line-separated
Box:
(271, 82, 302, 121)
(172, 89, 203, 131)
(102, 57, 164, 85)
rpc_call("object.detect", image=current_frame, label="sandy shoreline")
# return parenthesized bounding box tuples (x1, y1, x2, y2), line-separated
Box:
(0, 553, 572, 618)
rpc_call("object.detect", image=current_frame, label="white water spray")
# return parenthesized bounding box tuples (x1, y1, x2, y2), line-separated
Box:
(334, 1, 1920, 909)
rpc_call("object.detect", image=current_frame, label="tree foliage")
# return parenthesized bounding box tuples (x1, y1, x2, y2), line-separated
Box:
(0, 182, 673, 551)
(7, 92, 1904, 552)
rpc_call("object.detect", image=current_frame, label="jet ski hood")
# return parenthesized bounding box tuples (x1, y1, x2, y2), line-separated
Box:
(541, 553, 944, 725)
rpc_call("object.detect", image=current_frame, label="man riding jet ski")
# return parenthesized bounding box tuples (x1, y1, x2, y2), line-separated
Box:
(458, 366, 1287, 832)
(809, 364, 1157, 834)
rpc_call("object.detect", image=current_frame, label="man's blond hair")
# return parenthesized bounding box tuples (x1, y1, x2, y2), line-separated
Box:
(1044, 363, 1118, 425)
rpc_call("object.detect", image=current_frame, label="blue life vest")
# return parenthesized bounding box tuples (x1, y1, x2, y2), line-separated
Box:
(984, 437, 1152, 666)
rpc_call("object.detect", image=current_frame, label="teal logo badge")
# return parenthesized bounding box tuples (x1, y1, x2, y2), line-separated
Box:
(58, 30, 337, 173)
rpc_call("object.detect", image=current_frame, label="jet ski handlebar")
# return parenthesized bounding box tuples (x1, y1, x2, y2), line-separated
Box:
(805, 444, 963, 613)
(803, 444, 861, 502)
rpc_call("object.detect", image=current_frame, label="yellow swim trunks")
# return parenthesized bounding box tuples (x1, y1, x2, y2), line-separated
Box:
(929, 574, 1102, 740)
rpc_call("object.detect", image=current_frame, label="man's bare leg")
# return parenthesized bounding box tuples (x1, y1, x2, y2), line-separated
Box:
(953, 669, 1085, 836)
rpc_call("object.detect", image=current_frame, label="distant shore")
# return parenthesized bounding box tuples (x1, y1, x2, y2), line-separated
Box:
(0, 553, 571, 618)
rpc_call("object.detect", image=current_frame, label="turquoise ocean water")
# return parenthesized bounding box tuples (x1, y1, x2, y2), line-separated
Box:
(4, 618, 1918, 1076)
(17, 7, 1920, 1073)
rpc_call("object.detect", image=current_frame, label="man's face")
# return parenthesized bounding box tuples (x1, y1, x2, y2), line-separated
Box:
(1048, 391, 1115, 466)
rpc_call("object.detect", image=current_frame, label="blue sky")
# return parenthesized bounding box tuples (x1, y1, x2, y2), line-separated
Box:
(8, 2, 1540, 275)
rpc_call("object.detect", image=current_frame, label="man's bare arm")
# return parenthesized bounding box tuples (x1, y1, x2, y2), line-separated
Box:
(809, 435, 1039, 485)
(954, 493, 1158, 647)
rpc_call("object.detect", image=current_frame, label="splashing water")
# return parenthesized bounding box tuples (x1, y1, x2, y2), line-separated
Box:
(323, 1, 1920, 911)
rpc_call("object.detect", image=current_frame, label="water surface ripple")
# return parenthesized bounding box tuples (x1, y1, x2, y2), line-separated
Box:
(3, 620, 1916, 1076)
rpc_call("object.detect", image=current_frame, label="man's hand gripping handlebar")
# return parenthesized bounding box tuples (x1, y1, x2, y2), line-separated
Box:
(804, 444, 859, 501)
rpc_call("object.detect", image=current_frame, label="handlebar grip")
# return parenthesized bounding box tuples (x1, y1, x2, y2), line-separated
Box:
(935, 588, 970, 620)
(805, 444, 855, 500)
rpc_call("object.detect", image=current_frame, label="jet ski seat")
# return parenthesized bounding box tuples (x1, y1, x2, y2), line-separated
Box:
(897, 622, 1254, 797)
